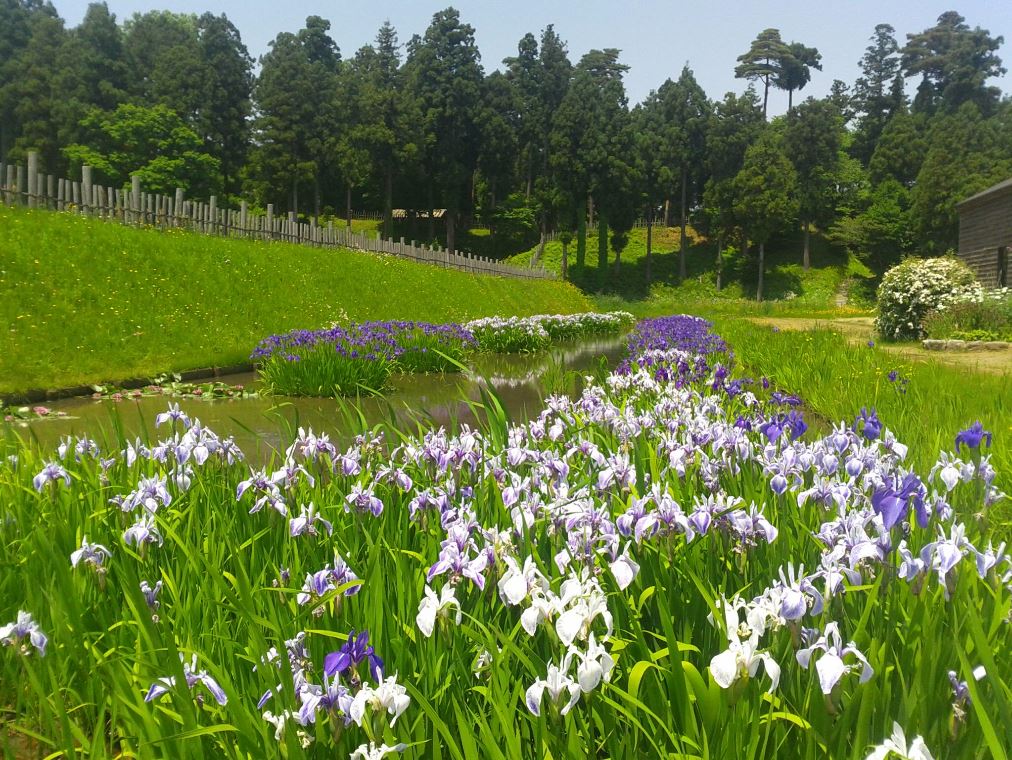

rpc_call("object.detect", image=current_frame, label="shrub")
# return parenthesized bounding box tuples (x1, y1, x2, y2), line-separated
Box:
(875, 256, 981, 340)
(922, 289, 1012, 341)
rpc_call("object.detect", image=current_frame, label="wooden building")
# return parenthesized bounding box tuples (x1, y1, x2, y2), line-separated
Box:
(956, 178, 1011, 287)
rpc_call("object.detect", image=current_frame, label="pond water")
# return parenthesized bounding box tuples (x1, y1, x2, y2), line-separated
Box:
(9, 335, 628, 462)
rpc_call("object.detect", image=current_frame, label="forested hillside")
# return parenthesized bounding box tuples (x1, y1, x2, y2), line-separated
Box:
(1, 4, 1009, 294)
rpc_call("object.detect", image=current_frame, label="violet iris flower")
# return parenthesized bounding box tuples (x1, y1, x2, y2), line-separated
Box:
(324, 629, 384, 683)
(871, 473, 928, 530)
(955, 421, 992, 453)
(854, 407, 882, 441)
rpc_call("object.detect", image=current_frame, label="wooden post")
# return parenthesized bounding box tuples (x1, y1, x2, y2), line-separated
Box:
(130, 175, 140, 225)
(208, 195, 217, 236)
(3, 165, 13, 205)
(266, 204, 274, 241)
(240, 200, 248, 237)
(46, 175, 55, 210)
(81, 165, 92, 214)
(57, 178, 66, 211)
(26, 151, 38, 208)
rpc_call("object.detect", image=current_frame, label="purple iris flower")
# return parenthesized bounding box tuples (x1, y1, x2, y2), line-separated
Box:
(324, 629, 384, 683)
(760, 417, 785, 443)
(785, 410, 807, 441)
(854, 407, 882, 441)
(871, 473, 927, 530)
(955, 422, 992, 453)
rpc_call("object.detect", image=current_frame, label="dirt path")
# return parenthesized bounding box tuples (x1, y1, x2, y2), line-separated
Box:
(748, 316, 1012, 375)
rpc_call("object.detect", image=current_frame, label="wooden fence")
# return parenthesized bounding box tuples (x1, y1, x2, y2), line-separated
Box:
(0, 151, 554, 282)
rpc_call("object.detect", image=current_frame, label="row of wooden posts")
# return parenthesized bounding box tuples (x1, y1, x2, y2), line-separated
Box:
(1, 151, 555, 282)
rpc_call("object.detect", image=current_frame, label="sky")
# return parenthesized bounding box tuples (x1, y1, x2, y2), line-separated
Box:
(54, 0, 1012, 116)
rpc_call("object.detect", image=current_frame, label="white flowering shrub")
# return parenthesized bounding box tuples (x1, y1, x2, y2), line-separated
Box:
(875, 257, 981, 341)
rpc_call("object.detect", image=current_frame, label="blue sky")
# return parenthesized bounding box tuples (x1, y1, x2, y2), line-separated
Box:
(55, 0, 1011, 115)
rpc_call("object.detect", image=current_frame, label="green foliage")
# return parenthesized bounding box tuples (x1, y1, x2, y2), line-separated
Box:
(734, 28, 791, 116)
(851, 24, 904, 164)
(405, 8, 485, 249)
(922, 294, 1012, 341)
(875, 256, 980, 340)
(901, 11, 1006, 115)
(867, 110, 928, 187)
(247, 16, 340, 214)
(784, 97, 842, 236)
(828, 179, 913, 273)
(909, 103, 1012, 253)
(63, 103, 221, 195)
(733, 132, 798, 246)
(0, 205, 593, 394)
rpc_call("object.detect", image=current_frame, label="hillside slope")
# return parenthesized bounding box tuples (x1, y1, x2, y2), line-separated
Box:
(507, 225, 876, 311)
(0, 207, 592, 393)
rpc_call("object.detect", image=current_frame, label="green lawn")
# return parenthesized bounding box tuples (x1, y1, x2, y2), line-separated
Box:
(0, 207, 591, 394)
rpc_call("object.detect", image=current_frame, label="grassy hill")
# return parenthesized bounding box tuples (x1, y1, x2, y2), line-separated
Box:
(507, 225, 877, 314)
(0, 207, 591, 394)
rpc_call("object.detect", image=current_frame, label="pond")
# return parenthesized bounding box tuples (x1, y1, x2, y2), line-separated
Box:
(7, 334, 628, 462)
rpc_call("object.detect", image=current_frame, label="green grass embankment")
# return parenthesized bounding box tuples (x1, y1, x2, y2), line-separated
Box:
(509, 225, 877, 317)
(0, 206, 592, 394)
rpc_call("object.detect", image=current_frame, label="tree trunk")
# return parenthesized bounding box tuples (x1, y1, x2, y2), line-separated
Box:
(663, 198, 672, 228)
(762, 76, 770, 119)
(383, 167, 393, 239)
(715, 231, 724, 291)
(679, 164, 688, 281)
(346, 184, 352, 228)
(576, 213, 586, 268)
(427, 186, 435, 241)
(788, 88, 794, 112)
(597, 214, 608, 290)
(588, 194, 595, 228)
(313, 176, 320, 224)
(446, 206, 456, 257)
(756, 241, 765, 301)
(533, 222, 546, 267)
(802, 220, 811, 271)
(645, 206, 653, 288)
(561, 239, 569, 279)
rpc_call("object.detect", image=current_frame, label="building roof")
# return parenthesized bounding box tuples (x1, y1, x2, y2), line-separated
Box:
(956, 177, 1012, 210)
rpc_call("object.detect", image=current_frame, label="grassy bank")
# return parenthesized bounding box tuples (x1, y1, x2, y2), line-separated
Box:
(0, 207, 591, 394)
(509, 225, 876, 315)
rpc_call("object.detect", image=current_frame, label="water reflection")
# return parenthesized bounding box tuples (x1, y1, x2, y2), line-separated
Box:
(10, 335, 628, 462)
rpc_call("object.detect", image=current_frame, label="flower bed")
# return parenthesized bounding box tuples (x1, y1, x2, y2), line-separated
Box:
(3, 314, 1007, 757)
(252, 321, 476, 396)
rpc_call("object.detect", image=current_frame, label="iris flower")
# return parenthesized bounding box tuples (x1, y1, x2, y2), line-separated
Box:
(144, 653, 227, 706)
(795, 622, 873, 694)
(955, 421, 992, 453)
(0, 610, 47, 656)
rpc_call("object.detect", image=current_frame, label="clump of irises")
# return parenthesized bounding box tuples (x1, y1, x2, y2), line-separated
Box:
(253, 320, 477, 396)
